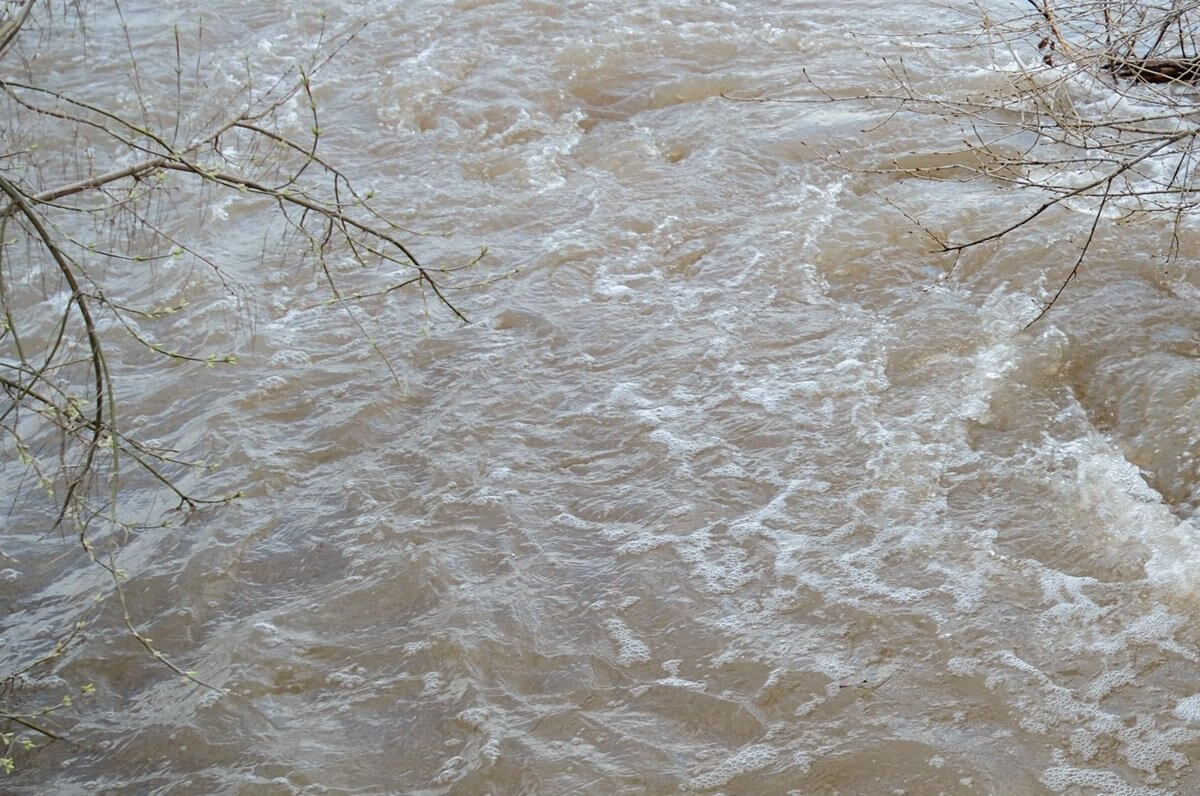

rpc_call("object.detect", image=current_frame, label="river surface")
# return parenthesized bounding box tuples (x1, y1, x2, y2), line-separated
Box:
(6, 0, 1200, 793)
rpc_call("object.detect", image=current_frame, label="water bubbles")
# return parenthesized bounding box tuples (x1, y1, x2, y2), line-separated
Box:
(430, 755, 466, 785)
(456, 707, 488, 729)
(402, 640, 431, 656)
(603, 618, 652, 666)
(690, 743, 779, 791)
(255, 374, 288, 393)
(420, 671, 442, 697)
(267, 349, 312, 368)
(196, 689, 222, 710)
(1175, 695, 1200, 723)
(252, 621, 283, 648)
(326, 665, 368, 689)
(946, 656, 977, 676)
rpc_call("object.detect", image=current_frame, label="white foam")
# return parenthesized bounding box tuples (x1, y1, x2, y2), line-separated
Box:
(266, 348, 311, 368)
(430, 756, 465, 786)
(604, 618, 651, 666)
(690, 743, 779, 791)
(481, 737, 502, 763)
(326, 665, 368, 689)
(401, 640, 431, 656)
(256, 374, 288, 392)
(456, 707, 489, 729)
(946, 656, 977, 676)
(1117, 715, 1194, 773)
(1175, 694, 1200, 723)
(1041, 753, 1167, 795)
(616, 533, 668, 555)
(656, 676, 707, 691)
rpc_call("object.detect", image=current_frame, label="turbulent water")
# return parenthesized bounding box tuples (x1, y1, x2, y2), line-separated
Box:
(7, 0, 1200, 792)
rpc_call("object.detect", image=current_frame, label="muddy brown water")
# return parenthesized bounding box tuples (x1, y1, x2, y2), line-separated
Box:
(5, 0, 1200, 793)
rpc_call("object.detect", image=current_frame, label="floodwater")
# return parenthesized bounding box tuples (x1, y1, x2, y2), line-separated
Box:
(5, 0, 1200, 792)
